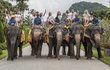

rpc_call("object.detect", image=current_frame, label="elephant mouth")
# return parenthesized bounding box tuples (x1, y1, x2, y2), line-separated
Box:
(34, 31, 42, 39)
(94, 34, 100, 44)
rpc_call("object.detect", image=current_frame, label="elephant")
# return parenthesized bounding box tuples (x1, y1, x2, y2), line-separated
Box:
(70, 23, 84, 60)
(4, 26, 22, 61)
(83, 25, 103, 59)
(48, 24, 63, 60)
(31, 26, 45, 58)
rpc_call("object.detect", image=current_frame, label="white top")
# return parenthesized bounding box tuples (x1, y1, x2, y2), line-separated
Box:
(16, 14, 22, 22)
(6, 15, 11, 23)
(83, 13, 90, 20)
(72, 12, 77, 20)
(67, 12, 73, 20)
(30, 14, 36, 24)
(47, 16, 55, 23)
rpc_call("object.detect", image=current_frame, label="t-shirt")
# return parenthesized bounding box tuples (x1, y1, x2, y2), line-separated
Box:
(47, 16, 55, 24)
(67, 12, 72, 20)
(34, 17, 41, 25)
(6, 15, 11, 23)
(72, 12, 77, 20)
(92, 17, 99, 26)
(74, 17, 80, 24)
(16, 14, 22, 22)
(9, 19, 16, 26)
(83, 13, 90, 20)
(30, 14, 36, 24)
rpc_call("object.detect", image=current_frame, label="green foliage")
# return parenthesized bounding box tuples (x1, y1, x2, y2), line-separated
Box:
(100, 19, 110, 44)
(69, 1, 107, 14)
(0, 21, 5, 43)
(94, 8, 110, 20)
(14, 0, 29, 12)
(0, 42, 7, 54)
(0, 0, 13, 21)
(22, 24, 30, 43)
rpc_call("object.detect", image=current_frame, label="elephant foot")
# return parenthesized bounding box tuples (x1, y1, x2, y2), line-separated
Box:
(48, 54, 53, 58)
(98, 56, 103, 60)
(19, 55, 23, 57)
(14, 56, 17, 59)
(11, 57, 14, 61)
(85, 54, 87, 57)
(87, 57, 92, 60)
(7, 57, 11, 61)
(63, 52, 66, 55)
(31, 53, 35, 56)
(67, 52, 71, 56)
(70, 56, 75, 59)
(36, 55, 41, 58)
(58, 57, 61, 60)
(76, 56, 80, 60)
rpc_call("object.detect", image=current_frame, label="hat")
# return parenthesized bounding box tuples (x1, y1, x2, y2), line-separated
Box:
(11, 15, 16, 18)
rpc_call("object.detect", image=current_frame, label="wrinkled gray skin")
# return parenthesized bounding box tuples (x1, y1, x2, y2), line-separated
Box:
(15, 28, 22, 58)
(83, 26, 103, 59)
(70, 24, 84, 60)
(48, 25, 63, 60)
(31, 27, 45, 58)
(4, 26, 21, 61)
(62, 27, 71, 56)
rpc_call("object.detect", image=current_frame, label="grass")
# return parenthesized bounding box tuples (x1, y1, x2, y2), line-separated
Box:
(81, 45, 110, 66)
(93, 48, 110, 66)
(0, 50, 7, 60)
(0, 43, 30, 60)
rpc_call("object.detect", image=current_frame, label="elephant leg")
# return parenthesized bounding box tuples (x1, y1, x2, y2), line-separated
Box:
(7, 41, 11, 61)
(54, 45, 56, 56)
(48, 38, 53, 57)
(87, 42, 92, 59)
(70, 43, 75, 58)
(56, 46, 61, 60)
(76, 43, 81, 60)
(86, 38, 92, 59)
(62, 44, 66, 55)
(82, 38, 87, 57)
(7, 46, 11, 60)
(19, 42, 23, 57)
(37, 41, 43, 57)
(67, 45, 71, 56)
(30, 42, 35, 56)
(14, 46, 18, 59)
(96, 46, 102, 59)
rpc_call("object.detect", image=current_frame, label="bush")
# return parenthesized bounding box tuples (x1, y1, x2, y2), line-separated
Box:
(0, 21, 5, 43)
(0, 42, 6, 54)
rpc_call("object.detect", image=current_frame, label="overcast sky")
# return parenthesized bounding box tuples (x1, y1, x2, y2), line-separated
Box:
(28, 0, 110, 13)
(9, 0, 110, 17)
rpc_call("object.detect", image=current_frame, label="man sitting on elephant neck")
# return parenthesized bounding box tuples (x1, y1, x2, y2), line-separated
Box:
(91, 15, 100, 26)
(8, 15, 16, 26)
(33, 12, 42, 28)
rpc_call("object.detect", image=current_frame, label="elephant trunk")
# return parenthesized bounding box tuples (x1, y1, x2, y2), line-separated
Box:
(56, 32, 62, 47)
(94, 34, 100, 44)
(10, 37, 17, 59)
(34, 31, 42, 41)
(75, 34, 81, 44)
